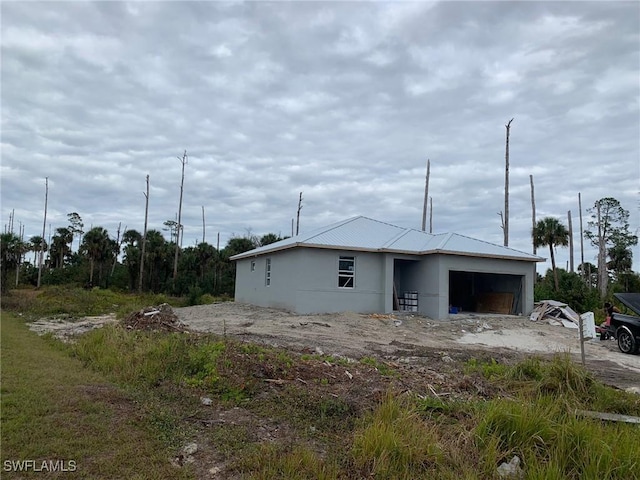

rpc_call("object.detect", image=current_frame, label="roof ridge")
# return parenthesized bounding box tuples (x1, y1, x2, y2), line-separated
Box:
(435, 232, 455, 250)
(298, 216, 362, 242)
(381, 227, 413, 249)
(449, 232, 542, 258)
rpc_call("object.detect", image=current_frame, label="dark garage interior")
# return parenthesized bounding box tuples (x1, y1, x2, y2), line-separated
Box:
(449, 270, 524, 315)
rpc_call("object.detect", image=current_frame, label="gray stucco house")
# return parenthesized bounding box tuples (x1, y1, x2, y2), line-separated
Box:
(230, 216, 543, 320)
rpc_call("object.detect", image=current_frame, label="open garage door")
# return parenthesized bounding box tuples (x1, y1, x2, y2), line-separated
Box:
(449, 271, 524, 315)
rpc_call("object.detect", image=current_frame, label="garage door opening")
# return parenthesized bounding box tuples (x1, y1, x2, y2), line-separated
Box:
(449, 271, 524, 315)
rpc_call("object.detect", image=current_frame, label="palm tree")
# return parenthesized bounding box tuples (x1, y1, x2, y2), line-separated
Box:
(533, 217, 570, 291)
(81, 227, 111, 285)
(50, 227, 73, 268)
(29, 235, 47, 266)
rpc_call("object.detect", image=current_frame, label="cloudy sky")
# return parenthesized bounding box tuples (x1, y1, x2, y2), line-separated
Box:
(2, 1, 639, 274)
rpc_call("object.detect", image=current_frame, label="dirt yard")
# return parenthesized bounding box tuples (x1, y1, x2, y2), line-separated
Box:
(176, 303, 640, 392)
(29, 302, 640, 392)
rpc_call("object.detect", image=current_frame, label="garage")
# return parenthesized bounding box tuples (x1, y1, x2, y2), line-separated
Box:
(449, 270, 524, 315)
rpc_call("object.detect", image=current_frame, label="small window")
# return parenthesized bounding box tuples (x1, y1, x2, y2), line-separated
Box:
(250, 260, 256, 272)
(265, 258, 271, 286)
(338, 256, 355, 288)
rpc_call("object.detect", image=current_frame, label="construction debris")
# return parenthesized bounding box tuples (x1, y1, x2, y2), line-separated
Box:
(530, 300, 580, 328)
(121, 303, 187, 332)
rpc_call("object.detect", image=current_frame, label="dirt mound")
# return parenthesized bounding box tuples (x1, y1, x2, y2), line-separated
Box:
(122, 304, 187, 332)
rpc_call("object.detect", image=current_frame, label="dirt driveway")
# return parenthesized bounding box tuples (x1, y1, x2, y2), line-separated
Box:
(176, 302, 640, 392)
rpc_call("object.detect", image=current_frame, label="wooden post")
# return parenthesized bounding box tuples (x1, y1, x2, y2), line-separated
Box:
(138, 175, 149, 293)
(504, 119, 514, 247)
(579, 313, 586, 366)
(37, 178, 48, 289)
(421, 159, 430, 231)
(530, 175, 536, 254)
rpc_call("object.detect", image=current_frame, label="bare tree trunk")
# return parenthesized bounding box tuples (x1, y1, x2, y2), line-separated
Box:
(530, 175, 536, 254)
(291, 218, 294, 237)
(578, 192, 586, 285)
(421, 159, 430, 231)
(596, 202, 608, 298)
(138, 175, 149, 293)
(173, 150, 187, 281)
(296, 192, 303, 235)
(111, 222, 123, 277)
(504, 119, 514, 247)
(202, 206, 205, 244)
(567, 210, 574, 272)
(15, 224, 23, 286)
(429, 196, 433, 233)
(550, 244, 559, 291)
(37, 178, 48, 288)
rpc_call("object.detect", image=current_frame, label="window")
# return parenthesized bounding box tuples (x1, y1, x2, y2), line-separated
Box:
(250, 260, 256, 272)
(338, 256, 355, 288)
(265, 258, 271, 286)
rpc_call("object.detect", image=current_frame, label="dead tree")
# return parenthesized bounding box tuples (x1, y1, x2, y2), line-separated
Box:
(202, 206, 206, 244)
(173, 150, 188, 281)
(296, 192, 303, 235)
(37, 177, 48, 288)
(503, 118, 514, 247)
(421, 159, 430, 231)
(530, 175, 536, 254)
(568, 210, 574, 272)
(578, 193, 586, 284)
(111, 222, 125, 277)
(139, 175, 149, 293)
(429, 196, 433, 233)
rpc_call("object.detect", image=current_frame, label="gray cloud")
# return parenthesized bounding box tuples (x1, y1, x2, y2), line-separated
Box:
(2, 1, 638, 272)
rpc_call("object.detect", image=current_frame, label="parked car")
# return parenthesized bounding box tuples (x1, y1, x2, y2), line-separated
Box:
(606, 293, 640, 355)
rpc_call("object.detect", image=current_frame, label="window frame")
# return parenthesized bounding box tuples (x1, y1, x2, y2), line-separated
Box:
(338, 255, 355, 289)
(265, 258, 271, 286)
(250, 260, 256, 272)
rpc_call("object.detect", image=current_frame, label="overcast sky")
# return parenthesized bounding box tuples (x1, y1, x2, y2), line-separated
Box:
(2, 1, 639, 274)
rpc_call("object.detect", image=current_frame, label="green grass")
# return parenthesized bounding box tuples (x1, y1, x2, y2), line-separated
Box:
(3, 287, 640, 480)
(0, 311, 193, 479)
(1, 286, 187, 320)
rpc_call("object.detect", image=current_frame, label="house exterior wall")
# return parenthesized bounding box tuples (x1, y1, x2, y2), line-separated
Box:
(234, 248, 385, 314)
(235, 248, 536, 319)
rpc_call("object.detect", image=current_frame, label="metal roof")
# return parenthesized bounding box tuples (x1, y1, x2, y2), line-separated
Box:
(230, 216, 544, 262)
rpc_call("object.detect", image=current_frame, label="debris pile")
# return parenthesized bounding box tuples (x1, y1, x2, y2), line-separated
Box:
(121, 303, 187, 332)
(529, 300, 580, 328)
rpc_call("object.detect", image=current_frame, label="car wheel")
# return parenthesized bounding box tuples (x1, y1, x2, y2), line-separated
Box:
(617, 328, 638, 354)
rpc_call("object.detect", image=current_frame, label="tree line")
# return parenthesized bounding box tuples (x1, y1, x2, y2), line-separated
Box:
(1, 197, 638, 307)
(1, 211, 283, 298)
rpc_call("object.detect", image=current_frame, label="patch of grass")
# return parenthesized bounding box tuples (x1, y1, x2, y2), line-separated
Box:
(0, 311, 193, 479)
(351, 394, 442, 479)
(1, 286, 186, 320)
(464, 357, 508, 379)
(474, 395, 639, 479)
(71, 325, 195, 386)
(235, 443, 338, 480)
(360, 356, 396, 376)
